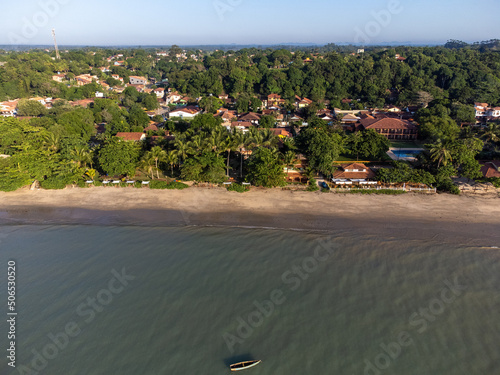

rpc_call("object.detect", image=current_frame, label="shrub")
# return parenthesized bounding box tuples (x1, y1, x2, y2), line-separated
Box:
(166, 181, 189, 190)
(227, 183, 249, 193)
(40, 176, 69, 190)
(0, 173, 31, 192)
(306, 179, 319, 191)
(149, 180, 169, 189)
(76, 180, 87, 188)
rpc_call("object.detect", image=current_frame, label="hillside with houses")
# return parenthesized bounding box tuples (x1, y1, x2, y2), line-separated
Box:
(0, 45, 499, 194)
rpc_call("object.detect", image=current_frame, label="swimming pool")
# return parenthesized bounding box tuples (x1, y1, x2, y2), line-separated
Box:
(391, 149, 423, 158)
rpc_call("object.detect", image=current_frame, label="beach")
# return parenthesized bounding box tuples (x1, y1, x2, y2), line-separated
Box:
(0, 187, 498, 247)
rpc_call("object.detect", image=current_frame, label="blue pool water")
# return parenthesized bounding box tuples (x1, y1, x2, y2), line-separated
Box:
(392, 149, 423, 158)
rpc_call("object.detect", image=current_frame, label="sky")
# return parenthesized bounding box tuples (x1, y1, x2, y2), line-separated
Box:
(2, 0, 499, 46)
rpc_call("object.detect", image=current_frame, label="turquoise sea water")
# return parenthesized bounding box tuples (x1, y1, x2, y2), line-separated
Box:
(0, 225, 499, 374)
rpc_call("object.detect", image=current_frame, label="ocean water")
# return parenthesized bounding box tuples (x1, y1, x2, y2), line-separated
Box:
(0, 225, 499, 375)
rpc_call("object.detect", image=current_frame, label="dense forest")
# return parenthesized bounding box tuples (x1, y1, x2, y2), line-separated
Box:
(2, 42, 500, 108)
(0, 43, 499, 193)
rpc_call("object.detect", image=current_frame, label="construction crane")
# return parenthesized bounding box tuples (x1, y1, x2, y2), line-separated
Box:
(52, 29, 60, 60)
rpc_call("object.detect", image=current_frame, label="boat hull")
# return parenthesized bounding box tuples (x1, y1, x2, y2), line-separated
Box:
(230, 360, 261, 371)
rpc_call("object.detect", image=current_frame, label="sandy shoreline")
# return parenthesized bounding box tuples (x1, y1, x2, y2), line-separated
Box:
(0, 187, 499, 247)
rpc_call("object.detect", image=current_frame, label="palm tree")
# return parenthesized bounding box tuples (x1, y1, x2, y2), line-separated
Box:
(206, 129, 227, 155)
(150, 146, 167, 179)
(175, 139, 191, 164)
(224, 133, 237, 177)
(70, 145, 92, 169)
(233, 131, 248, 178)
(247, 128, 264, 149)
(188, 134, 205, 155)
(283, 150, 297, 173)
(165, 150, 178, 177)
(260, 128, 279, 148)
(140, 152, 156, 179)
(429, 140, 453, 168)
(481, 124, 500, 149)
(43, 133, 60, 153)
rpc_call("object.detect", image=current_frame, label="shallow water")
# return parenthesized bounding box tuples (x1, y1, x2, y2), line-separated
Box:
(0, 225, 499, 374)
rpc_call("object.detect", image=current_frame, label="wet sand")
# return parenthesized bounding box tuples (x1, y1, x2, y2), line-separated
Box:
(0, 187, 499, 247)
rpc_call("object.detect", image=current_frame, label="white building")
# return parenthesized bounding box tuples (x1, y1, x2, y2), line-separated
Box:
(129, 76, 148, 85)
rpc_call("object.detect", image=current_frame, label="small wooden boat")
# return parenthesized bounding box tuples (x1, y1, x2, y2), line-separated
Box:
(230, 360, 261, 371)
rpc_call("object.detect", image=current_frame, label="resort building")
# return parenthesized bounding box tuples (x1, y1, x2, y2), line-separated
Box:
(358, 116, 418, 140)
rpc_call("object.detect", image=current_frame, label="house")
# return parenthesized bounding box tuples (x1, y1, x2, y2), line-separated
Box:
(341, 113, 361, 128)
(216, 109, 237, 123)
(395, 54, 406, 61)
(229, 121, 253, 133)
(144, 123, 159, 132)
(111, 74, 124, 83)
(486, 107, 500, 117)
(156, 51, 168, 56)
(165, 91, 182, 105)
(115, 132, 146, 142)
(128, 84, 145, 92)
(265, 128, 292, 138)
(129, 76, 148, 85)
(267, 93, 285, 108)
(99, 66, 111, 73)
(168, 106, 202, 119)
(238, 112, 261, 124)
(0, 100, 19, 117)
(296, 96, 313, 108)
(75, 74, 94, 86)
(114, 61, 125, 66)
(52, 73, 66, 82)
(153, 87, 165, 98)
(475, 103, 489, 117)
(386, 105, 402, 113)
(95, 91, 104, 98)
(358, 116, 418, 140)
(480, 161, 500, 178)
(285, 156, 309, 183)
(69, 98, 94, 108)
(333, 163, 376, 180)
(317, 109, 335, 121)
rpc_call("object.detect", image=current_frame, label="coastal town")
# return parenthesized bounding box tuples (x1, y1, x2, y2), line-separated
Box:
(0, 44, 499, 194)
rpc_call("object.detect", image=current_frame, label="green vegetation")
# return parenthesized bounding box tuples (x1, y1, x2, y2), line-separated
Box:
(1, 44, 500, 193)
(227, 183, 250, 193)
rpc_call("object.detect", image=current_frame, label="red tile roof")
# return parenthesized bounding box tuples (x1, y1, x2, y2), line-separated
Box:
(238, 112, 261, 121)
(480, 161, 500, 178)
(359, 117, 417, 131)
(115, 132, 145, 141)
(333, 163, 375, 179)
